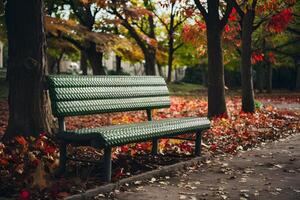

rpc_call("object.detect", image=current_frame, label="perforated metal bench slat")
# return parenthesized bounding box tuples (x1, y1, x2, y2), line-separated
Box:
(47, 75, 166, 88)
(53, 96, 170, 117)
(60, 117, 210, 147)
(52, 86, 169, 101)
(47, 75, 171, 117)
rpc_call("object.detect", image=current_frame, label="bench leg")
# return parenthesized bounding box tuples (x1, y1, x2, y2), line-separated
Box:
(103, 147, 112, 182)
(151, 138, 158, 155)
(56, 141, 67, 175)
(195, 131, 202, 156)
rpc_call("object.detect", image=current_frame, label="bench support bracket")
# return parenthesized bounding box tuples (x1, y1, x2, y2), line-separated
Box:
(151, 138, 158, 155)
(146, 109, 159, 155)
(56, 117, 67, 175)
(104, 147, 112, 182)
(58, 141, 67, 174)
(195, 131, 202, 156)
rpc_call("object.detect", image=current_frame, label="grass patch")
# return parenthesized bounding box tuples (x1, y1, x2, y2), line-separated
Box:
(167, 82, 206, 96)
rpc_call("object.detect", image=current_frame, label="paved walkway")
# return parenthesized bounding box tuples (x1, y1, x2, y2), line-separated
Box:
(100, 134, 300, 200)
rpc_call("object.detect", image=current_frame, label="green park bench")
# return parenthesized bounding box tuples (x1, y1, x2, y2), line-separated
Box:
(46, 75, 210, 182)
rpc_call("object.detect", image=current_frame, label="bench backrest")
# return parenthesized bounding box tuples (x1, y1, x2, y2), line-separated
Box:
(46, 75, 170, 118)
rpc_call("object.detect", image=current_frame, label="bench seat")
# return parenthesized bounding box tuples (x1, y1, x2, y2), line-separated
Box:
(59, 117, 210, 147)
(46, 75, 211, 182)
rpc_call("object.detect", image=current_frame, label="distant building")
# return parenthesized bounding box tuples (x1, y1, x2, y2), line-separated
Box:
(103, 52, 145, 75)
(58, 51, 186, 81)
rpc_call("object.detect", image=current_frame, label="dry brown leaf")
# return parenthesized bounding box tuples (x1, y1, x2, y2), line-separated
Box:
(32, 162, 47, 189)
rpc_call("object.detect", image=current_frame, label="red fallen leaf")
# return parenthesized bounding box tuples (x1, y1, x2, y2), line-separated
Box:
(32, 159, 40, 167)
(0, 158, 9, 166)
(113, 168, 124, 180)
(225, 144, 238, 154)
(19, 189, 30, 200)
(135, 142, 151, 151)
(15, 136, 27, 146)
(120, 145, 129, 153)
(44, 145, 57, 154)
(56, 192, 70, 198)
(210, 144, 218, 152)
(179, 142, 192, 153)
(160, 139, 169, 146)
(34, 138, 44, 150)
(39, 132, 47, 138)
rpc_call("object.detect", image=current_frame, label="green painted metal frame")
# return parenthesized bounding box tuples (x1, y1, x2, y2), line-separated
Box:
(47, 75, 210, 182)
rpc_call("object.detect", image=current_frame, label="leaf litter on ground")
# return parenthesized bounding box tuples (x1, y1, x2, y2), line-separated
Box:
(0, 96, 299, 199)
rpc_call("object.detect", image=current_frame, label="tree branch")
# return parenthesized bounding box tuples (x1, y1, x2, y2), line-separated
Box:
(48, 32, 83, 50)
(153, 11, 169, 32)
(66, 0, 86, 26)
(111, 7, 148, 53)
(194, 0, 208, 22)
(252, 18, 267, 31)
(131, 21, 151, 37)
(174, 15, 188, 30)
(174, 42, 184, 52)
(220, 0, 234, 29)
(232, 0, 244, 18)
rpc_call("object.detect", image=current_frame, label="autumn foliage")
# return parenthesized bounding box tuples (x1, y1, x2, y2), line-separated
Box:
(1, 95, 300, 198)
(267, 8, 293, 33)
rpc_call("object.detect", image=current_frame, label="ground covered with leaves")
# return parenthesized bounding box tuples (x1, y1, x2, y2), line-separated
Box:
(0, 96, 299, 199)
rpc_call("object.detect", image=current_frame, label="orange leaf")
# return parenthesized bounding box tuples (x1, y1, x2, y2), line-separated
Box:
(15, 136, 27, 146)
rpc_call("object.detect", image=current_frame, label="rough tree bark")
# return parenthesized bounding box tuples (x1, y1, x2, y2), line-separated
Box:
(144, 47, 156, 75)
(206, 25, 227, 117)
(206, 1, 228, 117)
(86, 42, 105, 75)
(241, 10, 255, 112)
(195, 0, 231, 117)
(3, 0, 53, 140)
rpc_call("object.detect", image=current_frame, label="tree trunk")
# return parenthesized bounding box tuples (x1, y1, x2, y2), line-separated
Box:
(56, 52, 63, 74)
(174, 68, 178, 82)
(86, 42, 105, 75)
(167, 48, 173, 83)
(266, 61, 272, 93)
(144, 48, 156, 75)
(157, 62, 163, 77)
(241, 10, 255, 112)
(167, 32, 174, 83)
(206, 7, 227, 117)
(200, 63, 207, 86)
(295, 59, 300, 90)
(80, 50, 88, 75)
(256, 66, 264, 93)
(47, 54, 56, 74)
(116, 55, 122, 73)
(3, 0, 52, 140)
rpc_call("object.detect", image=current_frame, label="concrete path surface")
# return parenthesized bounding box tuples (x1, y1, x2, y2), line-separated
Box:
(96, 134, 300, 200)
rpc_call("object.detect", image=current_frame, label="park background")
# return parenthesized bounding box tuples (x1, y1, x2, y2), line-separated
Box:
(0, 0, 299, 199)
